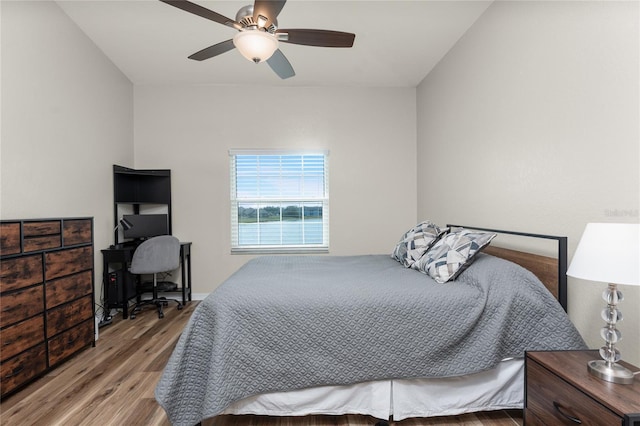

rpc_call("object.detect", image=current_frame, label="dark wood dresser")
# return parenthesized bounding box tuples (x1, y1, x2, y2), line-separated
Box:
(0, 218, 95, 398)
(525, 350, 640, 425)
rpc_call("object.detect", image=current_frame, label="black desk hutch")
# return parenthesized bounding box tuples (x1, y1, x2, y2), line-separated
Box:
(113, 164, 172, 244)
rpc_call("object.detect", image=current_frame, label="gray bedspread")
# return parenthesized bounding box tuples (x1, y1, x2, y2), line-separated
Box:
(156, 254, 586, 425)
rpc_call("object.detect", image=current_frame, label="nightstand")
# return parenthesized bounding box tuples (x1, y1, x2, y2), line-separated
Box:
(525, 350, 640, 425)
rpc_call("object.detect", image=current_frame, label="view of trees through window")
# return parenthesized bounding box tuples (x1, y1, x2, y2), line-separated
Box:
(237, 204, 323, 223)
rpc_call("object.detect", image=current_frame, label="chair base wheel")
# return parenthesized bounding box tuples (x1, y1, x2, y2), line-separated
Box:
(128, 297, 182, 320)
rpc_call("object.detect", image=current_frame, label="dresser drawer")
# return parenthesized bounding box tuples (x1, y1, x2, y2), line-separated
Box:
(0, 315, 45, 362)
(45, 246, 93, 280)
(0, 254, 43, 293)
(23, 221, 61, 253)
(46, 295, 93, 337)
(0, 285, 44, 328)
(48, 319, 94, 366)
(0, 343, 47, 397)
(23, 221, 61, 236)
(63, 219, 92, 246)
(46, 271, 93, 309)
(527, 358, 623, 425)
(0, 223, 21, 255)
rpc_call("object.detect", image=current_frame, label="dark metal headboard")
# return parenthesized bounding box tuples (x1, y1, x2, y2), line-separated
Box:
(447, 224, 568, 311)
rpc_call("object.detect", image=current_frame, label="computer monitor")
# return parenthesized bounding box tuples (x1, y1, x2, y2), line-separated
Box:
(121, 214, 169, 240)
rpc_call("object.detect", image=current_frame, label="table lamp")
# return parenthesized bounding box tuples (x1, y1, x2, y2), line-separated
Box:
(119, 217, 134, 231)
(567, 223, 639, 384)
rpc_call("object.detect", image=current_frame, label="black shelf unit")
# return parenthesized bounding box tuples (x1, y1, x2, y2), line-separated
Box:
(113, 164, 172, 244)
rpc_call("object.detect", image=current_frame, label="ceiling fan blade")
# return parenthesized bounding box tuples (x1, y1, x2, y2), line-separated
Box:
(266, 49, 295, 79)
(253, 0, 286, 28)
(188, 39, 235, 61)
(277, 29, 355, 48)
(160, 0, 240, 29)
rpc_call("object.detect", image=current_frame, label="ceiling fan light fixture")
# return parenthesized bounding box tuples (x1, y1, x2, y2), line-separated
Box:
(256, 15, 268, 28)
(233, 30, 278, 63)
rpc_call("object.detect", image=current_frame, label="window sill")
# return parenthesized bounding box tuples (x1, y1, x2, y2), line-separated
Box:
(231, 247, 329, 255)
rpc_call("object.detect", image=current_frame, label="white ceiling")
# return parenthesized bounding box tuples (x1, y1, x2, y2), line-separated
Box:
(56, 0, 492, 87)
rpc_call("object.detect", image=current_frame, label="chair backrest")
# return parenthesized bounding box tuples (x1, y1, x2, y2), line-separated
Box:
(130, 235, 180, 274)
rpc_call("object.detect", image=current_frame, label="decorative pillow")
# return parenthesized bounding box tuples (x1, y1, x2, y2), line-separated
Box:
(415, 228, 496, 283)
(391, 221, 445, 268)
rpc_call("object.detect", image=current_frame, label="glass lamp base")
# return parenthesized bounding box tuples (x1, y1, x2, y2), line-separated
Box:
(588, 359, 635, 384)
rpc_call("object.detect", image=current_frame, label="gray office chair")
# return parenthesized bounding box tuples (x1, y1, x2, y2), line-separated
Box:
(129, 235, 183, 319)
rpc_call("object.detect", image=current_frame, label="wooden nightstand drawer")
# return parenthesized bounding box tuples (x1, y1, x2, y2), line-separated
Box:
(527, 358, 622, 425)
(523, 408, 545, 425)
(526, 351, 640, 426)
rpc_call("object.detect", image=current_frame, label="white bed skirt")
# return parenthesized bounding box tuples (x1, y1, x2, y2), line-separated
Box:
(221, 358, 523, 420)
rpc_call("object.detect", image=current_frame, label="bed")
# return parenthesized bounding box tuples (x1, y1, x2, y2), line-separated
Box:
(155, 225, 587, 426)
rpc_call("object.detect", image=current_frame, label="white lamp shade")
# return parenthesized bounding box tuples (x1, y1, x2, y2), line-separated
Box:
(567, 223, 640, 286)
(233, 30, 278, 63)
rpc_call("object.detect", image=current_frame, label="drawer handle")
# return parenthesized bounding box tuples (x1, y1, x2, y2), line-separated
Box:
(553, 401, 582, 424)
(5, 365, 24, 379)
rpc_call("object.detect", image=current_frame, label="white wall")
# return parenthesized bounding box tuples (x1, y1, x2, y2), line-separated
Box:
(417, 1, 639, 365)
(134, 85, 417, 293)
(1, 1, 134, 306)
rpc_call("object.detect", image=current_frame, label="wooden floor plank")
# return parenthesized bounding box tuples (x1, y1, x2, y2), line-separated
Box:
(0, 302, 523, 426)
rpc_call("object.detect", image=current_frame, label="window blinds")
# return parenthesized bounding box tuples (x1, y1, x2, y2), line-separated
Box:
(230, 150, 329, 253)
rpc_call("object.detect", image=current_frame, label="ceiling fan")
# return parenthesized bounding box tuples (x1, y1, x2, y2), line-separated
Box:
(160, 0, 356, 79)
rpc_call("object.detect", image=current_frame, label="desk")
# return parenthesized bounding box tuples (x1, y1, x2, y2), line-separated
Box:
(101, 242, 192, 319)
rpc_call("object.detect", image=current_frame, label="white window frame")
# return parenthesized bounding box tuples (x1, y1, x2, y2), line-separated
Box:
(229, 149, 329, 254)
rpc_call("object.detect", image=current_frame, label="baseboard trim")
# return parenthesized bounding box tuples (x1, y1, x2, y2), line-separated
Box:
(192, 293, 209, 300)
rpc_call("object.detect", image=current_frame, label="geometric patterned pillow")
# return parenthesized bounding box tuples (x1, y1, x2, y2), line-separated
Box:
(415, 228, 496, 283)
(391, 221, 445, 268)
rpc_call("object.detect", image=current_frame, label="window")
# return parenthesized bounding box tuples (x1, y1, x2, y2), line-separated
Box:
(230, 150, 329, 253)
